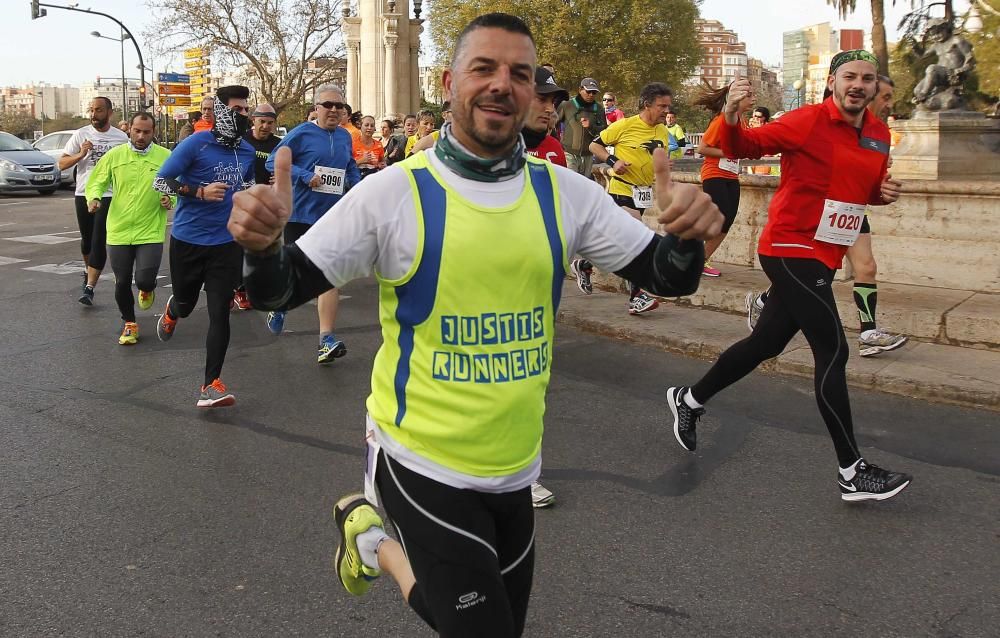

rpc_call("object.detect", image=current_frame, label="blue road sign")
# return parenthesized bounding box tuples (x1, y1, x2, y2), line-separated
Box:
(158, 72, 191, 84)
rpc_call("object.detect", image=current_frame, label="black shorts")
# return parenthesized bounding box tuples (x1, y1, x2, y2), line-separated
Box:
(376, 452, 534, 637)
(284, 221, 313, 245)
(610, 193, 648, 212)
(168, 237, 242, 302)
(702, 177, 741, 233)
(860, 216, 871, 234)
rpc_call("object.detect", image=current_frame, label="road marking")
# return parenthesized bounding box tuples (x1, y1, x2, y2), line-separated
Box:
(24, 264, 85, 275)
(0, 222, 17, 227)
(0, 202, 28, 207)
(0, 256, 29, 266)
(5, 234, 80, 245)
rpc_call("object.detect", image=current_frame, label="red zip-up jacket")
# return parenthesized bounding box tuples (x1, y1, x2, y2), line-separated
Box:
(719, 97, 890, 270)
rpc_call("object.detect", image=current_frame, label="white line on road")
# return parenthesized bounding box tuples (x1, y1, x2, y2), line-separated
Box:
(0, 256, 29, 266)
(5, 235, 79, 245)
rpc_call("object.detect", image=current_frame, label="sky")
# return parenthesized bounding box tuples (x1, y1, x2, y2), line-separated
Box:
(2, 0, 975, 87)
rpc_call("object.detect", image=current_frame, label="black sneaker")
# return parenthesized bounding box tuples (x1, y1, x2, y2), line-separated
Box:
(839, 460, 912, 502)
(570, 258, 593, 295)
(666, 386, 702, 452)
(78, 284, 94, 306)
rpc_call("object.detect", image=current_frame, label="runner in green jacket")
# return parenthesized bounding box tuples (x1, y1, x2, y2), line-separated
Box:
(85, 113, 174, 345)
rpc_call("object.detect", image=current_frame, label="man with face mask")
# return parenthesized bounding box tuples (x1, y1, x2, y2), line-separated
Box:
(153, 85, 256, 408)
(666, 51, 912, 504)
(261, 84, 360, 364)
(58, 96, 130, 305)
(84, 112, 173, 346)
(229, 13, 721, 635)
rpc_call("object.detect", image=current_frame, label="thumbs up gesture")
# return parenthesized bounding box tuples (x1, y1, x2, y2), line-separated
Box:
(652, 148, 724, 240)
(229, 146, 293, 253)
(725, 71, 753, 117)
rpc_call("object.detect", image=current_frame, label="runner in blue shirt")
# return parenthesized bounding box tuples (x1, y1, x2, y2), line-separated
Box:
(262, 83, 360, 364)
(153, 85, 257, 407)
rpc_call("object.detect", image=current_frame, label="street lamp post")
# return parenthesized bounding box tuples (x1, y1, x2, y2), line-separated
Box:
(91, 29, 130, 120)
(792, 79, 804, 108)
(36, 91, 45, 134)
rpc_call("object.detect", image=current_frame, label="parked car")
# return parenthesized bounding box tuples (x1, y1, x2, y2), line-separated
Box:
(0, 131, 60, 195)
(32, 130, 76, 187)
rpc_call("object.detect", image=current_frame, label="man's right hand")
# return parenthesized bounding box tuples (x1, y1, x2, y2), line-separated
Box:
(87, 199, 100, 213)
(80, 140, 94, 156)
(229, 146, 293, 253)
(309, 174, 322, 188)
(725, 76, 753, 117)
(202, 182, 229, 202)
(612, 159, 631, 175)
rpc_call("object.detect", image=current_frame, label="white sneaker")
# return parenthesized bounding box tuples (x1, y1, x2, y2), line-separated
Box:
(531, 481, 555, 508)
(859, 329, 908, 357)
(628, 291, 659, 315)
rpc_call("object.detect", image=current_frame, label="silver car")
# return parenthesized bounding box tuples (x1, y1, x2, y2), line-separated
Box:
(0, 131, 60, 195)
(32, 130, 76, 187)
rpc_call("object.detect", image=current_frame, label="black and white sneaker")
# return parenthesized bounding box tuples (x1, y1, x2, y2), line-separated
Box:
(666, 386, 703, 452)
(78, 284, 94, 306)
(839, 460, 912, 502)
(570, 258, 593, 295)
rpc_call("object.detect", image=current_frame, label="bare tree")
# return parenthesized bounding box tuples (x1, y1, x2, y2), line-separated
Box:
(826, 1, 897, 74)
(144, 0, 345, 112)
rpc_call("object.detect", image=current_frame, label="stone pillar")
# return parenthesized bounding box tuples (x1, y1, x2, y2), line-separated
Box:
(345, 41, 360, 109)
(409, 19, 424, 112)
(890, 111, 1000, 181)
(384, 34, 398, 118)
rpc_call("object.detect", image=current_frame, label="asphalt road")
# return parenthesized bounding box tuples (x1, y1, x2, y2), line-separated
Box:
(2, 191, 998, 637)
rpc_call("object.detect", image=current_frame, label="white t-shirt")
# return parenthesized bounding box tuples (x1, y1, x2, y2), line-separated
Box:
(296, 150, 655, 491)
(63, 125, 130, 197)
(297, 150, 654, 287)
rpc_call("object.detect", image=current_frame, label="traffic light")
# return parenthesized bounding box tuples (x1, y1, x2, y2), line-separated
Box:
(138, 84, 148, 109)
(31, 0, 47, 19)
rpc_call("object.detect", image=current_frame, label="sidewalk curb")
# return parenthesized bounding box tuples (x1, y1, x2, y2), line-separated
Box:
(557, 302, 1000, 413)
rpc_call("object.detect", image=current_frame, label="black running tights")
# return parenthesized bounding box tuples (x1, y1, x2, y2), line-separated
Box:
(376, 452, 534, 638)
(168, 290, 232, 386)
(108, 243, 162, 323)
(75, 196, 111, 271)
(690, 255, 861, 467)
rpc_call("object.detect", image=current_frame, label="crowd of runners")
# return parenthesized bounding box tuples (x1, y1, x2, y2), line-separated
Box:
(58, 12, 914, 636)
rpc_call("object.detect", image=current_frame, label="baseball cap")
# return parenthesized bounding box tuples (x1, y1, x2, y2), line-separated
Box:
(580, 77, 600, 92)
(535, 67, 569, 103)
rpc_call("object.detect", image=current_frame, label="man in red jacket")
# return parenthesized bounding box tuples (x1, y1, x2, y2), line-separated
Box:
(666, 50, 912, 503)
(523, 66, 568, 167)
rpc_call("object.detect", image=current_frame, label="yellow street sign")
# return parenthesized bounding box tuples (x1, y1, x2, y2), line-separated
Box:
(184, 47, 205, 59)
(184, 60, 208, 70)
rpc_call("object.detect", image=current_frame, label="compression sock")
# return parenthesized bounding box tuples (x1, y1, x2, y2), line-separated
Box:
(854, 283, 878, 333)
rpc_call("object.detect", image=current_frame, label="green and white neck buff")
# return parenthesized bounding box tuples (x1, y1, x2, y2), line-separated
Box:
(433, 122, 526, 183)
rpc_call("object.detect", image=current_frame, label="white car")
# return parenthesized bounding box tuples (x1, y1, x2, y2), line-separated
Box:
(32, 130, 76, 187)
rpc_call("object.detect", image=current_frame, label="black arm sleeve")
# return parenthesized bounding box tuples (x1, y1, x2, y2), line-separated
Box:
(613, 234, 704, 298)
(243, 243, 335, 311)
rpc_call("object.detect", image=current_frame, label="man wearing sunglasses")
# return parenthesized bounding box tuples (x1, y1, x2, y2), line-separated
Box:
(262, 84, 361, 364)
(554, 77, 608, 178)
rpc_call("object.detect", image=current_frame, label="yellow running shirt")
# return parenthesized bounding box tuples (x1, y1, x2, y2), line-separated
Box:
(366, 152, 567, 477)
(597, 115, 671, 198)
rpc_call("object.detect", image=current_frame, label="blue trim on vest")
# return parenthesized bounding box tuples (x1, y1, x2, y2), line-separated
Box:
(527, 163, 565, 312)
(392, 168, 446, 426)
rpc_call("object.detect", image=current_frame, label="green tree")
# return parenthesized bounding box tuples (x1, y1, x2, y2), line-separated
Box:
(966, 1, 1000, 100)
(426, 0, 701, 109)
(0, 112, 41, 139)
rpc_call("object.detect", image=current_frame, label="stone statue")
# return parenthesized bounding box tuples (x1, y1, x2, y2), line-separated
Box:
(912, 18, 976, 111)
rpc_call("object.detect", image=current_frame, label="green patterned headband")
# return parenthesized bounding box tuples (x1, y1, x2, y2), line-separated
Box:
(829, 49, 879, 75)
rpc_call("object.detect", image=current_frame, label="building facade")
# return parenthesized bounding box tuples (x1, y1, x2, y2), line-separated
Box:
(782, 23, 867, 110)
(1, 84, 80, 119)
(79, 80, 143, 118)
(690, 18, 748, 89)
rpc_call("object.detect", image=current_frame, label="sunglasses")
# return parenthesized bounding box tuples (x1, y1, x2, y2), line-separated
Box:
(602, 98, 614, 102)
(316, 101, 346, 110)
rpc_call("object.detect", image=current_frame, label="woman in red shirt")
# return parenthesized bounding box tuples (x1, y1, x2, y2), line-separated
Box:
(695, 82, 755, 277)
(353, 115, 386, 180)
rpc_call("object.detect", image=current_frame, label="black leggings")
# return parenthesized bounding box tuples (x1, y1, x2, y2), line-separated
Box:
(107, 243, 163, 323)
(167, 239, 241, 386)
(75, 196, 111, 270)
(691, 255, 860, 467)
(376, 452, 534, 638)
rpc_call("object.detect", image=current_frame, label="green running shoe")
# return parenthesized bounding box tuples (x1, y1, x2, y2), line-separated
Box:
(138, 289, 155, 311)
(333, 494, 383, 596)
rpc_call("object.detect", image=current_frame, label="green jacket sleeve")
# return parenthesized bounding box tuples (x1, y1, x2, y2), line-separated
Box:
(84, 148, 113, 202)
